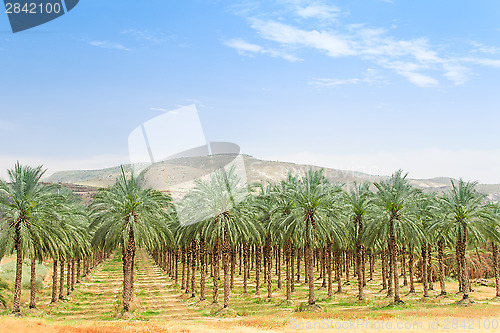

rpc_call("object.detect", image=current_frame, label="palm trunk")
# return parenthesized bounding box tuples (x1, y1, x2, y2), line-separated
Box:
(362, 249, 366, 287)
(265, 234, 272, 299)
(335, 250, 342, 293)
(296, 248, 301, 283)
(402, 246, 407, 286)
(326, 241, 333, 297)
(66, 260, 71, 295)
(191, 241, 196, 298)
(243, 242, 248, 294)
(200, 238, 206, 301)
(185, 245, 191, 294)
(460, 229, 469, 300)
(71, 258, 75, 291)
(381, 249, 387, 290)
(59, 260, 65, 300)
(29, 257, 37, 309)
(456, 241, 463, 292)
(345, 252, 350, 284)
(277, 246, 282, 289)
(51, 259, 58, 303)
(255, 245, 261, 295)
(230, 246, 236, 290)
(285, 240, 292, 300)
(12, 227, 22, 314)
(427, 243, 434, 290)
(291, 245, 295, 292)
(422, 244, 429, 297)
(369, 249, 374, 281)
(131, 242, 136, 297)
(438, 240, 447, 296)
(238, 245, 243, 275)
(492, 242, 500, 298)
(76, 259, 81, 284)
(181, 247, 186, 290)
(223, 237, 230, 308)
(389, 219, 402, 303)
(174, 250, 179, 285)
(306, 230, 315, 305)
(123, 226, 135, 312)
(387, 247, 393, 296)
(356, 219, 363, 300)
(212, 239, 220, 304)
(321, 247, 326, 288)
(409, 251, 415, 293)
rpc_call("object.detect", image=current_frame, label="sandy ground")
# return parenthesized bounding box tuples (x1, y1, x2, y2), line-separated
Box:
(1, 316, 500, 333)
(0, 256, 15, 266)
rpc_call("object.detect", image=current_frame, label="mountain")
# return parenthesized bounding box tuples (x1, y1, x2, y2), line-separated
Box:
(45, 154, 500, 201)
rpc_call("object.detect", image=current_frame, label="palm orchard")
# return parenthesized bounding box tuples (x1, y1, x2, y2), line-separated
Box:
(0, 162, 500, 315)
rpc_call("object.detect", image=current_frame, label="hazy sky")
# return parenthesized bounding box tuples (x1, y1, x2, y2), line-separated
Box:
(1, 1, 500, 182)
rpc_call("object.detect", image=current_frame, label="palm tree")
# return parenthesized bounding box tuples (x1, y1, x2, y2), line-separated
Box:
(429, 201, 455, 297)
(372, 170, 421, 304)
(489, 204, 500, 298)
(90, 167, 172, 312)
(435, 179, 495, 302)
(344, 182, 374, 300)
(179, 166, 257, 308)
(270, 175, 298, 301)
(279, 169, 342, 306)
(0, 163, 63, 313)
(415, 192, 436, 297)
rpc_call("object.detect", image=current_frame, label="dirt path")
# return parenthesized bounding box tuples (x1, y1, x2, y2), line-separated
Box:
(45, 250, 201, 321)
(134, 250, 202, 320)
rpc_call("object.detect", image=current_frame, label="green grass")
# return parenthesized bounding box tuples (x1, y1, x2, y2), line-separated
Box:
(1, 251, 499, 329)
(0, 259, 48, 289)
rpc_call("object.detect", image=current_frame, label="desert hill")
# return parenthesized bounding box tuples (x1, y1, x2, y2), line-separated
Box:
(45, 154, 500, 201)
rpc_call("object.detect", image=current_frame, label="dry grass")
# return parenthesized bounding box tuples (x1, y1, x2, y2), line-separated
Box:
(2, 251, 500, 333)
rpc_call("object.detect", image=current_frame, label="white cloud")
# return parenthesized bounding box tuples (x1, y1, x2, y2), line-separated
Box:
(310, 68, 385, 87)
(380, 61, 439, 87)
(250, 19, 354, 57)
(89, 40, 130, 51)
(400, 71, 439, 87)
(150, 107, 169, 112)
(295, 2, 340, 21)
(442, 63, 469, 85)
(224, 2, 491, 87)
(225, 38, 264, 54)
(224, 38, 301, 62)
(469, 41, 500, 55)
(262, 149, 500, 184)
(310, 77, 360, 87)
(463, 57, 500, 68)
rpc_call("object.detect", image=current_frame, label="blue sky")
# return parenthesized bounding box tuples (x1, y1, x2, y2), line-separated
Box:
(1, 0, 500, 182)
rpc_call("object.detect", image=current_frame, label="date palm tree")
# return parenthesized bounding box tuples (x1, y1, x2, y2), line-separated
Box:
(344, 182, 375, 300)
(90, 167, 173, 312)
(279, 169, 343, 306)
(435, 179, 495, 302)
(179, 166, 258, 308)
(0, 163, 63, 313)
(372, 170, 421, 304)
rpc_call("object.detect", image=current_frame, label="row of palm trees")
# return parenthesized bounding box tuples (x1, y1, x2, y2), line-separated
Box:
(1, 162, 499, 314)
(147, 167, 500, 308)
(0, 163, 103, 313)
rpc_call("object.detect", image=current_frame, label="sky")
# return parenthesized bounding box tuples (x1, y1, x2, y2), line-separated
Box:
(1, 0, 500, 182)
